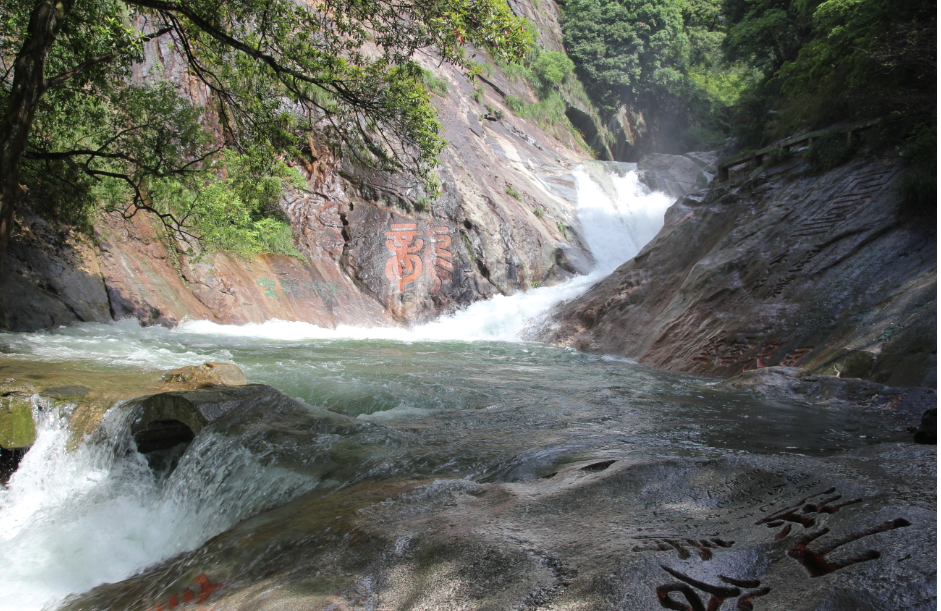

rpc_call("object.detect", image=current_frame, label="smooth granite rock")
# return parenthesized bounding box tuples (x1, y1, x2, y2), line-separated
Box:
(59, 444, 936, 611)
(162, 362, 249, 388)
(541, 157, 936, 389)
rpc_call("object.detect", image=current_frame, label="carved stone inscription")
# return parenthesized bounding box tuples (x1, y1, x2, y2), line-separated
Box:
(385, 223, 425, 291)
(383, 223, 454, 293)
(692, 336, 814, 372)
(644, 480, 913, 609)
(255, 277, 339, 301)
(657, 565, 770, 611)
(746, 167, 898, 301)
(793, 168, 898, 239)
(632, 536, 734, 560)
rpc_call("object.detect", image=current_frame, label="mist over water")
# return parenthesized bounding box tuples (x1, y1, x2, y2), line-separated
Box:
(3, 164, 842, 611)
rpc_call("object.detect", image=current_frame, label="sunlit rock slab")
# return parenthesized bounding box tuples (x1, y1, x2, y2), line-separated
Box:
(59, 444, 935, 611)
(542, 158, 936, 389)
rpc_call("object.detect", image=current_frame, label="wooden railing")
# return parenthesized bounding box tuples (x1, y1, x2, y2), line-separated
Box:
(717, 119, 881, 182)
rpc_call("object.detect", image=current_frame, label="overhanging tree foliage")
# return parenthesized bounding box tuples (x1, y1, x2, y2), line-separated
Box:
(0, 0, 531, 327)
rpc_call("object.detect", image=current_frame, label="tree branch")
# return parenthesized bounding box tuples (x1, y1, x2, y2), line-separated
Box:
(43, 27, 172, 91)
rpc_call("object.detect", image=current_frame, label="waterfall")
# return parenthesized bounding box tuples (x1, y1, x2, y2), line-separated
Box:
(0, 163, 675, 611)
(0, 398, 319, 611)
(173, 163, 674, 343)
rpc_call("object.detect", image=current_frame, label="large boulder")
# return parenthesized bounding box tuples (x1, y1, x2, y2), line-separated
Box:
(637, 152, 718, 199)
(542, 158, 936, 389)
(129, 384, 300, 453)
(162, 362, 248, 388)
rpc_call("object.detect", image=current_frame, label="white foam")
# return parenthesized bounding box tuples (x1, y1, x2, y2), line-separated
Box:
(168, 163, 674, 345)
(0, 401, 316, 611)
(0, 163, 676, 609)
(357, 404, 431, 421)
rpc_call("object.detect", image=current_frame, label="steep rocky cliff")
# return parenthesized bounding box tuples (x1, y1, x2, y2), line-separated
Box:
(1, 1, 606, 331)
(540, 155, 936, 388)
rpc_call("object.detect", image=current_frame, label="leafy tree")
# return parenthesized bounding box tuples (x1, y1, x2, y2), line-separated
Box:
(562, 0, 689, 113)
(776, 0, 934, 124)
(0, 0, 530, 327)
(721, 0, 816, 75)
(560, 0, 740, 151)
(531, 50, 576, 91)
(722, 0, 934, 149)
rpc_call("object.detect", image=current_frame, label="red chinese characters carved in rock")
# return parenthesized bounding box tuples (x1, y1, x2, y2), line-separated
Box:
(656, 565, 770, 611)
(429, 225, 454, 294)
(384, 223, 454, 293)
(144, 573, 223, 611)
(754, 487, 912, 577)
(385, 223, 424, 291)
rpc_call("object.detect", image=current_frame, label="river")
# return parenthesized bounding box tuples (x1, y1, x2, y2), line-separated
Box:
(0, 166, 919, 611)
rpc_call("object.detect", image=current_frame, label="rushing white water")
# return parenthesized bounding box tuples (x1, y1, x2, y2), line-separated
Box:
(0, 164, 673, 364)
(0, 399, 319, 611)
(0, 163, 675, 611)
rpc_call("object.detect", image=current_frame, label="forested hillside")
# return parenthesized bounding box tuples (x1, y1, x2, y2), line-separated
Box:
(561, 0, 934, 159)
(0, 0, 934, 330)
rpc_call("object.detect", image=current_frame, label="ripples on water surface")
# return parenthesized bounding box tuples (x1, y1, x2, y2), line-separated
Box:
(0, 319, 907, 465)
(0, 166, 912, 610)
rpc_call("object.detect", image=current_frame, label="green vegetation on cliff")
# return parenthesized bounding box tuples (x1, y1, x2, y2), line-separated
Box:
(558, 0, 935, 163)
(0, 0, 531, 325)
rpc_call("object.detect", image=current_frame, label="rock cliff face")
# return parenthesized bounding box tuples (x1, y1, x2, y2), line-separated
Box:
(1, 1, 598, 331)
(540, 156, 936, 388)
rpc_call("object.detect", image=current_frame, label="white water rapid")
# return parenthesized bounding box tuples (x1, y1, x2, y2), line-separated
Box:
(0, 163, 675, 611)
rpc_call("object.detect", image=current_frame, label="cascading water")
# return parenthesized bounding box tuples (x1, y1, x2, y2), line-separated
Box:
(0, 165, 743, 610)
(0, 163, 674, 610)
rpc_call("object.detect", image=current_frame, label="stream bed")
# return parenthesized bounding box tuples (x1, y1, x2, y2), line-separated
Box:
(0, 165, 933, 611)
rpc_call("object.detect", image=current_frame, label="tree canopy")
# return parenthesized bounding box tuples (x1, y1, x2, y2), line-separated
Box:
(0, 0, 530, 270)
(559, 0, 934, 154)
(561, 0, 738, 152)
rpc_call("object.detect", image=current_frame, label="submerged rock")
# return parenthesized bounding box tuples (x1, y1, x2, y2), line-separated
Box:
(719, 366, 936, 416)
(162, 362, 248, 388)
(130, 384, 304, 454)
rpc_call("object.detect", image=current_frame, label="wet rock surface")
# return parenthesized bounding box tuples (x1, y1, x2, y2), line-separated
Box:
(129, 384, 312, 454)
(637, 152, 717, 199)
(718, 367, 935, 416)
(162, 362, 248, 388)
(0, 379, 37, 450)
(542, 158, 937, 389)
(913, 408, 936, 444)
(59, 443, 935, 611)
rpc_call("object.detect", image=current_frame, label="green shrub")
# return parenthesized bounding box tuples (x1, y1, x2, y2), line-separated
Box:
(473, 61, 494, 78)
(804, 132, 857, 173)
(505, 96, 525, 113)
(419, 69, 448, 97)
(471, 85, 484, 103)
(895, 169, 937, 222)
(531, 51, 575, 89)
(142, 151, 304, 259)
(533, 206, 543, 217)
(499, 59, 535, 86)
(505, 185, 521, 200)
